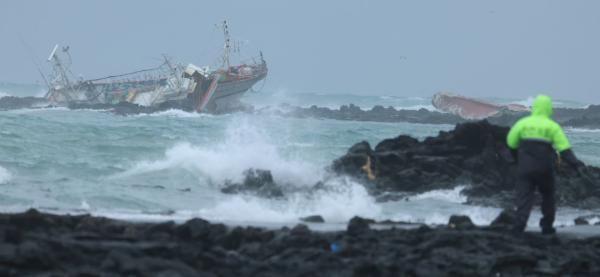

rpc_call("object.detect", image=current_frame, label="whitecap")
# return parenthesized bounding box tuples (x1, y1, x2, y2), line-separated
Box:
(136, 109, 214, 118)
(407, 185, 467, 203)
(0, 166, 12, 184)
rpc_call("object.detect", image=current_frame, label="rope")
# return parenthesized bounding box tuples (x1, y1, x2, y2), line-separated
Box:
(87, 63, 167, 82)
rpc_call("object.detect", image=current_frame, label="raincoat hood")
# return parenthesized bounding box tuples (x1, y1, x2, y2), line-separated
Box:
(531, 95, 553, 117)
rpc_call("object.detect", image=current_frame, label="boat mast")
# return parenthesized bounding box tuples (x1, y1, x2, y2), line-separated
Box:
(220, 20, 231, 69)
(48, 45, 73, 88)
(47, 44, 78, 101)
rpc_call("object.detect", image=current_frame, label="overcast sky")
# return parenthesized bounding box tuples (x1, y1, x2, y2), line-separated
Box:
(1, 0, 599, 102)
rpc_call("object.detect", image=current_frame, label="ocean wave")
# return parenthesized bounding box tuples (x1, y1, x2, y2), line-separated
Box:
(7, 107, 69, 114)
(195, 177, 380, 223)
(0, 91, 11, 98)
(406, 186, 467, 203)
(136, 109, 214, 118)
(113, 117, 322, 186)
(394, 104, 437, 111)
(510, 96, 535, 107)
(566, 127, 600, 133)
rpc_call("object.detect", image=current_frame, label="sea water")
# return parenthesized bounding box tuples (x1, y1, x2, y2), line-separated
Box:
(0, 84, 598, 229)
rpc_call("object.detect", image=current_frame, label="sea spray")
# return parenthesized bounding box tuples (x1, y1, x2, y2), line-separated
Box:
(114, 117, 322, 186)
(195, 177, 381, 223)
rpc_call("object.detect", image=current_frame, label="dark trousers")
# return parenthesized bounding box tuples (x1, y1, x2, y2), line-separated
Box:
(514, 168, 555, 231)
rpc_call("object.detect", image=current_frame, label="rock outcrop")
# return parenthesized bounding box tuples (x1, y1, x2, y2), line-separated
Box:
(272, 103, 600, 129)
(0, 96, 48, 110)
(221, 168, 285, 198)
(331, 121, 600, 208)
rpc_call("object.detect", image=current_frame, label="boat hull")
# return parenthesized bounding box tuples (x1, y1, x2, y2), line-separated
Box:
(432, 92, 528, 120)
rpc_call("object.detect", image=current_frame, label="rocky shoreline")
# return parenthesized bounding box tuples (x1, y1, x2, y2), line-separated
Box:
(1, 209, 599, 276)
(274, 103, 600, 129)
(220, 121, 600, 209)
(3, 96, 600, 128)
(331, 120, 600, 209)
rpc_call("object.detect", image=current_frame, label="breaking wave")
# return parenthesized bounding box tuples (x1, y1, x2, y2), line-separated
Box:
(396, 104, 437, 111)
(406, 185, 467, 203)
(0, 91, 11, 98)
(196, 178, 381, 223)
(114, 117, 322, 186)
(567, 127, 600, 133)
(137, 109, 215, 119)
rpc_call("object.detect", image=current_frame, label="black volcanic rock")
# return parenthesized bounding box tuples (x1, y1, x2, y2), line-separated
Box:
(2, 92, 599, 129)
(221, 168, 285, 198)
(0, 96, 48, 110)
(274, 103, 600, 129)
(278, 104, 465, 125)
(1, 210, 600, 276)
(331, 120, 600, 209)
(448, 215, 475, 229)
(300, 215, 325, 223)
(574, 215, 600, 226)
(347, 216, 372, 236)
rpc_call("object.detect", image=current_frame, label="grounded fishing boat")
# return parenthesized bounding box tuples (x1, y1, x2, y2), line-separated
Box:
(432, 92, 528, 120)
(44, 21, 267, 113)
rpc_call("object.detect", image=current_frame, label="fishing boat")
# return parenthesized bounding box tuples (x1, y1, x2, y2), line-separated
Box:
(44, 20, 267, 113)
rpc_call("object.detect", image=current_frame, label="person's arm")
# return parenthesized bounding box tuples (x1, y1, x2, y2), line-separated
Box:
(560, 149, 584, 169)
(552, 124, 583, 169)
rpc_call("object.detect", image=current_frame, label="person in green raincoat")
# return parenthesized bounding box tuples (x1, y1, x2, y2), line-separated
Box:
(506, 94, 584, 234)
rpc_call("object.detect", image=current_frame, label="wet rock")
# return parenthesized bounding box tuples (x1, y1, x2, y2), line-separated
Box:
(490, 209, 521, 231)
(290, 224, 311, 236)
(331, 120, 600, 209)
(276, 104, 465, 125)
(1, 210, 600, 276)
(300, 215, 325, 223)
(0, 96, 48, 110)
(575, 217, 590, 225)
(347, 216, 371, 236)
(221, 169, 284, 198)
(448, 215, 475, 229)
(574, 215, 600, 226)
(376, 219, 414, 225)
(269, 103, 600, 129)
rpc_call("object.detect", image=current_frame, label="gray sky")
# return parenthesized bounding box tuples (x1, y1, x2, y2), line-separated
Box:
(1, 0, 599, 102)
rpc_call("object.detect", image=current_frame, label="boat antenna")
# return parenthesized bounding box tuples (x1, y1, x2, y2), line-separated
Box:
(161, 54, 182, 88)
(220, 20, 231, 69)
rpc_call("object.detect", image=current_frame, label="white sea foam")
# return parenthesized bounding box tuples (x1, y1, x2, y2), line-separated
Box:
(9, 107, 69, 114)
(0, 166, 12, 184)
(86, 176, 381, 225)
(395, 104, 437, 111)
(196, 177, 381, 223)
(407, 185, 467, 203)
(139, 109, 214, 118)
(115, 117, 322, 186)
(79, 200, 91, 211)
(511, 96, 535, 107)
(566, 127, 600, 133)
(0, 91, 11, 98)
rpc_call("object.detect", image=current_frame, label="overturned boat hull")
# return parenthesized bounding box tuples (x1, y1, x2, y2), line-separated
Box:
(432, 92, 528, 120)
